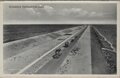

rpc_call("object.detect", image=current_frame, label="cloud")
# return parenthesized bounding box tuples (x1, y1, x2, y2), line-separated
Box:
(89, 11, 97, 16)
(25, 8, 41, 16)
(77, 10, 88, 17)
(44, 5, 55, 15)
(70, 8, 82, 13)
(58, 8, 89, 18)
(25, 5, 43, 15)
(59, 8, 82, 16)
(24, 6, 106, 20)
(25, 8, 36, 15)
(89, 11, 104, 17)
(24, 5, 55, 16)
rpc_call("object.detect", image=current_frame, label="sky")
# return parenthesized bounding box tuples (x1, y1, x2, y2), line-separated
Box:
(3, 3, 117, 24)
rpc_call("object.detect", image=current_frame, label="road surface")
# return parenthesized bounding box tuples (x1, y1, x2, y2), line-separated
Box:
(3, 25, 116, 74)
(4, 26, 87, 74)
(56, 26, 92, 74)
(35, 27, 86, 74)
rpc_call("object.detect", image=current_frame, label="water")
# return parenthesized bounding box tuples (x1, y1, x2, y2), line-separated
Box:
(4, 24, 78, 43)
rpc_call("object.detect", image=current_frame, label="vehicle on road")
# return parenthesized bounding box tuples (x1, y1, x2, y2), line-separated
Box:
(64, 33, 72, 35)
(71, 38, 75, 43)
(52, 48, 62, 59)
(63, 41, 70, 48)
(75, 36, 78, 39)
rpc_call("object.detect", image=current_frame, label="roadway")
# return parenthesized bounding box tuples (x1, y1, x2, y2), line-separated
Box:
(4, 26, 87, 74)
(35, 26, 86, 74)
(3, 25, 116, 74)
(56, 26, 92, 74)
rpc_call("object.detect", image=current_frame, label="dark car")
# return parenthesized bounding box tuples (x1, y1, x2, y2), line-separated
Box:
(71, 39, 74, 43)
(75, 36, 78, 39)
(71, 38, 75, 43)
(64, 33, 72, 35)
(63, 41, 70, 48)
(52, 48, 62, 59)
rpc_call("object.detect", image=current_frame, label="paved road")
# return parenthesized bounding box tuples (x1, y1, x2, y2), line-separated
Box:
(4, 26, 83, 74)
(4, 25, 116, 74)
(4, 26, 79, 60)
(56, 26, 92, 74)
(35, 27, 87, 74)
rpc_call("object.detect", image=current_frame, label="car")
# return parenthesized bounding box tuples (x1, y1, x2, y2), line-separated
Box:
(64, 33, 72, 35)
(71, 38, 74, 43)
(52, 48, 62, 59)
(58, 38, 65, 40)
(75, 36, 78, 38)
(52, 53, 62, 59)
(63, 41, 70, 48)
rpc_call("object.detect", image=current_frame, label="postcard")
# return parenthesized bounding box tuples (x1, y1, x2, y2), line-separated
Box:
(0, 1, 119, 77)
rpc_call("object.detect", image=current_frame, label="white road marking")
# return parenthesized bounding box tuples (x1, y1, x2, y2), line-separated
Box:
(16, 26, 86, 74)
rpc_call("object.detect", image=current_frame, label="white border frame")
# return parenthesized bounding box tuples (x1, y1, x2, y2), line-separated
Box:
(0, 1, 120, 77)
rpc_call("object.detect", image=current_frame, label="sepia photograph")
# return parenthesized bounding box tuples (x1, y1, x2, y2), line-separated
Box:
(3, 2, 117, 74)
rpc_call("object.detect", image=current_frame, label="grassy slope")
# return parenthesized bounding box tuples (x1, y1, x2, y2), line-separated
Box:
(93, 24, 116, 50)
